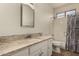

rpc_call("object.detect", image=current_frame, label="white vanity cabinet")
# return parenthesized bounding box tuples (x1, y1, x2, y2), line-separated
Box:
(3, 37, 53, 56)
(29, 40, 48, 56)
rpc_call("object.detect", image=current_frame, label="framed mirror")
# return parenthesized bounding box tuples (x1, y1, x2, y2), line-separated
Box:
(21, 3, 34, 27)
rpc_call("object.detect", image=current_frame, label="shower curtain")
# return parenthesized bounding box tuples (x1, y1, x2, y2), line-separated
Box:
(66, 15, 79, 52)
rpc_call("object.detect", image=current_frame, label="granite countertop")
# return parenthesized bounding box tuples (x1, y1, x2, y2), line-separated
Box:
(0, 35, 52, 56)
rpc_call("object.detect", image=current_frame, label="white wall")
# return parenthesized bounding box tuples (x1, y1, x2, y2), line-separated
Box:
(34, 4, 54, 35)
(0, 3, 53, 36)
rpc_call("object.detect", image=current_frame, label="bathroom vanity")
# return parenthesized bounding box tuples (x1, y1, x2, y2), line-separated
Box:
(0, 35, 53, 56)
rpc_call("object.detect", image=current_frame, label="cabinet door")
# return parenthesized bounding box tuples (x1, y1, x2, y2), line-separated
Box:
(30, 41, 48, 54)
(48, 39, 53, 56)
(41, 48, 48, 56)
(30, 40, 48, 56)
(7, 47, 29, 56)
(48, 46, 52, 56)
(30, 50, 41, 56)
(30, 47, 48, 56)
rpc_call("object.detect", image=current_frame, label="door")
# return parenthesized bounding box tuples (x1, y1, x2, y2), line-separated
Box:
(53, 17, 67, 43)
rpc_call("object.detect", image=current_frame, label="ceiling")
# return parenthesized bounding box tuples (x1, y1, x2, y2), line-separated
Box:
(46, 3, 68, 8)
(33, 3, 67, 8)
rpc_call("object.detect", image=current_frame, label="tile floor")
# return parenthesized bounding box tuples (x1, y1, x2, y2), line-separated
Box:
(52, 49, 79, 56)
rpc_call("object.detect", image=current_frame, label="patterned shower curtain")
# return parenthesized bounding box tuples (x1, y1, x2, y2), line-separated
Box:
(66, 15, 79, 52)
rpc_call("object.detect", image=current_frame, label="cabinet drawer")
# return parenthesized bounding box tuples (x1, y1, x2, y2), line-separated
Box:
(30, 40, 48, 54)
(41, 47, 48, 56)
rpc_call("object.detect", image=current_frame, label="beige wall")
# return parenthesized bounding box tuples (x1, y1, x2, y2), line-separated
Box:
(0, 3, 53, 36)
(54, 3, 79, 15)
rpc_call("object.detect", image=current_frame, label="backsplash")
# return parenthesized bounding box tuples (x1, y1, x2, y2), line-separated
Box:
(0, 33, 42, 41)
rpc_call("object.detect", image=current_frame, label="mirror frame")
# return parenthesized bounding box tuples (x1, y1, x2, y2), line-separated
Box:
(20, 3, 35, 27)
